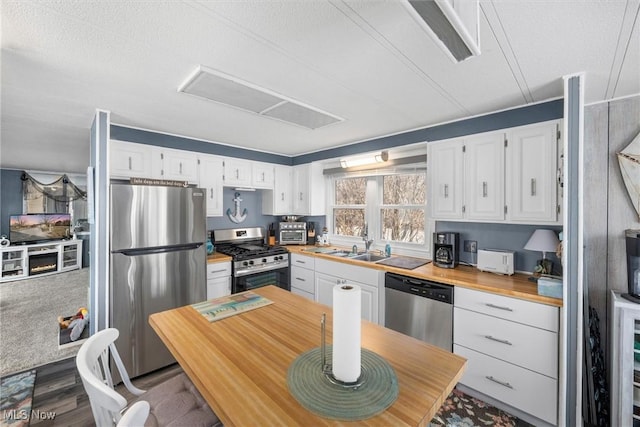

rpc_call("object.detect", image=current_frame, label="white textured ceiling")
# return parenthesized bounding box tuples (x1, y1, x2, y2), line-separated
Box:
(1, 0, 639, 172)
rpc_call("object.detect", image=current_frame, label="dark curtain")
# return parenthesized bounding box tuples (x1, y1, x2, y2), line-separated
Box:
(21, 172, 87, 213)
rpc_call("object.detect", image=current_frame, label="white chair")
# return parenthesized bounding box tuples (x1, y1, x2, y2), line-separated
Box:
(76, 328, 222, 427)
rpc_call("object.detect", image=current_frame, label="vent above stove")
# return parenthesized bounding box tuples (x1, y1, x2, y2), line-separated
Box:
(178, 66, 343, 130)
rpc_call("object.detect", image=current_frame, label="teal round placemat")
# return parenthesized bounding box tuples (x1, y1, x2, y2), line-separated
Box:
(287, 346, 399, 421)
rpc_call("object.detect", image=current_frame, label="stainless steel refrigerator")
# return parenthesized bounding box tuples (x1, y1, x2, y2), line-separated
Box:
(110, 182, 206, 378)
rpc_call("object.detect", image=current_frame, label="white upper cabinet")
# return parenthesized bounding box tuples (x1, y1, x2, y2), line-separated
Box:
(262, 165, 292, 215)
(506, 121, 560, 224)
(251, 161, 274, 189)
(429, 139, 464, 219)
(292, 162, 325, 216)
(198, 154, 224, 217)
(428, 120, 562, 225)
(154, 148, 199, 183)
(464, 131, 506, 221)
(223, 158, 252, 187)
(110, 140, 154, 179)
(292, 164, 310, 214)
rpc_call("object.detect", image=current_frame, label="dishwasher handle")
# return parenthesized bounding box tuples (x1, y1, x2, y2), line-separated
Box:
(385, 272, 453, 304)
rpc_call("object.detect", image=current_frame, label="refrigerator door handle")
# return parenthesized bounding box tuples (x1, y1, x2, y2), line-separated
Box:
(113, 243, 203, 256)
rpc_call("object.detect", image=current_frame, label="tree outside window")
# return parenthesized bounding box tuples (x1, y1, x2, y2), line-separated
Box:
(333, 177, 366, 237)
(381, 174, 426, 244)
(332, 172, 426, 245)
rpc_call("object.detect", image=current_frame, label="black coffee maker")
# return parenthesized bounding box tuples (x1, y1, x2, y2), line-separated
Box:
(623, 229, 640, 303)
(433, 232, 459, 268)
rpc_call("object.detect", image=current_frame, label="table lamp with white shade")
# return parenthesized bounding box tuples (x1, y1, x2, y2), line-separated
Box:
(524, 229, 560, 278)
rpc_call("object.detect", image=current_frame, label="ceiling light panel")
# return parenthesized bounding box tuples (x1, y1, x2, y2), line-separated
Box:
(179, 67, 284, 113)
(178, 66, 343, 129)
(262, 101, 342, 130)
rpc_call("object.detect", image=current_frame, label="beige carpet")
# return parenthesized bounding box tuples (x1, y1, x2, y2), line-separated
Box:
(0, 268, 89, 377)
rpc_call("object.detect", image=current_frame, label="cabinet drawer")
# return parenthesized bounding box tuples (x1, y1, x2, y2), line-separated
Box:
(454, 345, 557, 425)
(291, 253, 314, 270)
(291, 265, 314, 294)
(455, 287, 558, 332)
(454, 308, 557, 378)
(207, 262, 231, 279)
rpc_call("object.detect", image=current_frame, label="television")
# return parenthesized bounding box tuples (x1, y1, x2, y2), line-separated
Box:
(9, 214, 71, 245)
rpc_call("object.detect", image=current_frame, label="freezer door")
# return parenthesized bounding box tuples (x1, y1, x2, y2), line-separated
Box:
(110, 183, 206, 250)
(110, 244, 206, 378)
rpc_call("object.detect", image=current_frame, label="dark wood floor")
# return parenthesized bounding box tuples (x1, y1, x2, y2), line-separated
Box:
(28, 357, 182, 426)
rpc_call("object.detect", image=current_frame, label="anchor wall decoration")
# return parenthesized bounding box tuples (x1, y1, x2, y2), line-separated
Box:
(227, 192, 248, 223)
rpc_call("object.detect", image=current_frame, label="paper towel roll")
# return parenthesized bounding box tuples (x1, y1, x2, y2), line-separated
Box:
(332, 283, 361, 383)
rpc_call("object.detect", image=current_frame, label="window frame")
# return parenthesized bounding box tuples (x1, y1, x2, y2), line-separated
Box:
(328, 170, 433, 258)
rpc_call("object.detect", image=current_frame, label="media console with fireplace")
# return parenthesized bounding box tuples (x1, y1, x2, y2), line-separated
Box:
(0, 240, 83, 282)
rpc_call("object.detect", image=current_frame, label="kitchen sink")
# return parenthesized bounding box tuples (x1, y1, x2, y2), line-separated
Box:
(327, 250, 359, 257)
(350, 253, 389, 262)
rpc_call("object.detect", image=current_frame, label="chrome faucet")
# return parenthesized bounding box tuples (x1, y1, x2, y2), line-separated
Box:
(362, 223, 373, 252)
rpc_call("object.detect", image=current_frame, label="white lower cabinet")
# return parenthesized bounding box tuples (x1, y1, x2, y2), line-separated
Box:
(453, 287, 559, 425)
(290, 253, 315, 301)
(313, 258, 381, 324)
(454, 345, 558, 424)
(206, 261, 231, 300)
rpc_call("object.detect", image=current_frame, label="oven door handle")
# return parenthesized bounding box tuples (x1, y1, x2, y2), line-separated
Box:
(234, 262, 288, 277)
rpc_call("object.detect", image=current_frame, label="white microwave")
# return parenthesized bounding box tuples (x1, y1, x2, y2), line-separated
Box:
(279, 222, 307, 245)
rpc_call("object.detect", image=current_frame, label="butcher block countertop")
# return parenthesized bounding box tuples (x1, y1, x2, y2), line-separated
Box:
(286, 245, 562, 307)
(150, 286, 467, 426)
(206, 252, 232, 263)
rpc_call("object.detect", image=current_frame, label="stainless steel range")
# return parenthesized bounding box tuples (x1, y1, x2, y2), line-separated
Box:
(213, 227, 289, 294)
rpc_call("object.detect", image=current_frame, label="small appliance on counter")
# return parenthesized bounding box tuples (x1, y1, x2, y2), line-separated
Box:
(307, 222, 316, 244)
(477, 249, 514, 275)
(433, 232, 459, 268)
(624, 229, 640, 303)
(279, 221, 307, 245)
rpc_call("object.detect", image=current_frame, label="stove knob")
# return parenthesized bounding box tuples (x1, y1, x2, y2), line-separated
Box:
(249, 260, 254, 265)
(278, 255, 284, 260)
(242, 261, 248, 266)
(262, 258, 267, 263)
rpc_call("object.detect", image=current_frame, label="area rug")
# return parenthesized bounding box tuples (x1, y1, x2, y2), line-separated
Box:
(429, 388, 533, 427)
(0, 268, 89, 376)
(0, 370, 36, 427)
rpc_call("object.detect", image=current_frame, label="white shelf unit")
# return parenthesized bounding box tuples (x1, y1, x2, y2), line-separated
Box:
(610, 291, 640, 426)
(0, 240, 82, 282)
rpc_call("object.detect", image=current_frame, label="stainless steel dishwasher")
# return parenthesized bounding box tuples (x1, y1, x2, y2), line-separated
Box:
(384, 272, 453, 351)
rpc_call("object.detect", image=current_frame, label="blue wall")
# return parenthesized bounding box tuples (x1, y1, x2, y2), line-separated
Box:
(111, 99, 563, 166)
(0, 169, 24, 237)
(293, 99, 563, 164)
(207, 187, 325, 242)
(110, 126, 292, 165)
(436, 221, 562, 274)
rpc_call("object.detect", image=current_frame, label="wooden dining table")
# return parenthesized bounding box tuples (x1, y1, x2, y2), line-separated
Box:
(149, 285, 467, 426)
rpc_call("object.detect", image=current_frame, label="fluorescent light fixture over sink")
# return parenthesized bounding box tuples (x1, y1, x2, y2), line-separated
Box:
(178, 66, 344, 130)
(340, 151, 389, 168)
